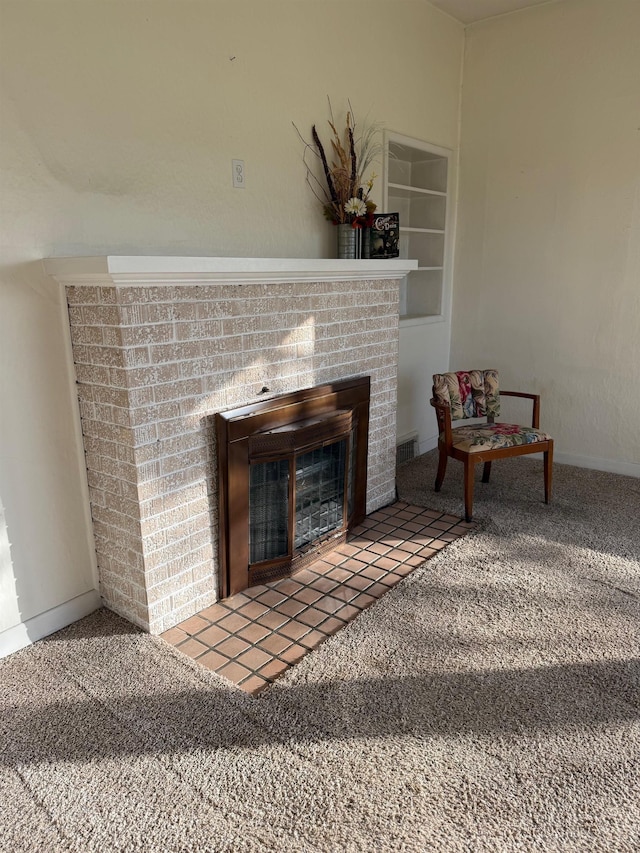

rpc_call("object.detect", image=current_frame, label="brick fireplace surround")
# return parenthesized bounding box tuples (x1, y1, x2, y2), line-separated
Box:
(44, 257, 417, 635)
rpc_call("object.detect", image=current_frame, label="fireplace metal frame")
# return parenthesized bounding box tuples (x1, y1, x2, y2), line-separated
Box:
(215, 376, 370, 598)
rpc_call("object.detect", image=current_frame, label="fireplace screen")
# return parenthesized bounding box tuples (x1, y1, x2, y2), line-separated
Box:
(216, 377, 370, 598)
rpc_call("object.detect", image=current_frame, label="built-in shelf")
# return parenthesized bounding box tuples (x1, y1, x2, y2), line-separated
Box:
(388, 183, 447, 198)
(400, 313, 446, 327)
(384, 133, 453, 320)
(402, 226, 445, 234)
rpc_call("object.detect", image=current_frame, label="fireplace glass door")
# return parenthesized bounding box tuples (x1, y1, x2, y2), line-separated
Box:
(248, 437, 348, 568)
(295, 440, 346, 551)
(249, 459, 289, 564)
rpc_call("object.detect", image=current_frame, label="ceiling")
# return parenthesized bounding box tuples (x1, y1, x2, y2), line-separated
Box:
(428, 0, 554, 24)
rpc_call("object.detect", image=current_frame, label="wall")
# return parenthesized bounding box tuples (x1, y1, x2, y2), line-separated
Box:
(452, 0, 640, 475)
(0, 0, 463, 652)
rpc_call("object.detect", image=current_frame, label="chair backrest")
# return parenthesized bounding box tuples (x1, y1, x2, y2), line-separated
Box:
(432, 369, 501, 420)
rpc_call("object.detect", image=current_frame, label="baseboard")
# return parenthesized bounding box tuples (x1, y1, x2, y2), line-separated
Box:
(418, 435, 439, 455)
(0, 589, 102, 659)
(554, 451, 639, 478)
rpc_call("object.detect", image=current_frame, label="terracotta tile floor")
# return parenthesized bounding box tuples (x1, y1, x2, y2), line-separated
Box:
(161, 502, 473, 696)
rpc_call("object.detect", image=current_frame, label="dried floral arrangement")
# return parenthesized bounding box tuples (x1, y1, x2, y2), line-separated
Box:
(295, 100, 383, 228)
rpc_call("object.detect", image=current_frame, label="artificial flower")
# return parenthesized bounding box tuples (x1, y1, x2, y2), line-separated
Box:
(344, 197, 367, 217)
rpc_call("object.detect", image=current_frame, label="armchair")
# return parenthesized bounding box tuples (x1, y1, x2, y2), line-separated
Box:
(430, 369, 553, 522)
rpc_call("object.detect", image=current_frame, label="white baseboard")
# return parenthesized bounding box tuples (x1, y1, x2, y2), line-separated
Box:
(554, 451, 639, 478)
(0, 589, 102, 659)
(418, 435, 439, 455)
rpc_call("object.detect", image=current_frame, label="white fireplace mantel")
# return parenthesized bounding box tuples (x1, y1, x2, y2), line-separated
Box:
(43, 255, 418, 285)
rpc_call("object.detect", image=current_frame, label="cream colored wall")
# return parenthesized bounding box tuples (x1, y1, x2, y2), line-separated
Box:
(452, 0, 640, 475)
(0, 0, 463, 645)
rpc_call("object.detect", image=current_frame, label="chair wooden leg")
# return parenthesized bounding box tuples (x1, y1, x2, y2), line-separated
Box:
(544, 441, 554, 504)
(464, 457, 475, 522)
(435, 448, 448, 493)
(481, 461, 492, 483)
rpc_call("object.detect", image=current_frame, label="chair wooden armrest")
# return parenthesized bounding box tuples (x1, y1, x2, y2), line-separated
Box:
(430, 397, 453, 448)
(501, 390, 541, 429)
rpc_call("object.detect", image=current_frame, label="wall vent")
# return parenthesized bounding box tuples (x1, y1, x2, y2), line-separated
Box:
(396, 433, 418, 466)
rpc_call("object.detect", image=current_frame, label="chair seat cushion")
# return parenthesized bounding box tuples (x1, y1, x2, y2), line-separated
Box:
(447, 423, 552, 453)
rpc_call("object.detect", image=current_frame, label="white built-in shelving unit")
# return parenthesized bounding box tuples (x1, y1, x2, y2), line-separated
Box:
(384, 132, 454, 322)
(384, 132, 456, 457)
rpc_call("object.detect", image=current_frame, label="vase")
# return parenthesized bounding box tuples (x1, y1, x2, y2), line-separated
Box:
(337, 225, 370, 259)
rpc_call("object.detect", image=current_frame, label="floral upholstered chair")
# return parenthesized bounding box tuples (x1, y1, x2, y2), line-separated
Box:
(430, 369, 553, 521)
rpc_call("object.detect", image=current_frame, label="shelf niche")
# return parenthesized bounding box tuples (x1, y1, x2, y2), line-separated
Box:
(384, 133, 453, 320)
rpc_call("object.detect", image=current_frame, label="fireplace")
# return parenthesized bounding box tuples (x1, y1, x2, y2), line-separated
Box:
(216, 376, 369, 597)
(43, 256, 417, 634)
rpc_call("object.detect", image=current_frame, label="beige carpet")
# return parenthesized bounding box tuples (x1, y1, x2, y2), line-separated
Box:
(1, 453, 639, 852)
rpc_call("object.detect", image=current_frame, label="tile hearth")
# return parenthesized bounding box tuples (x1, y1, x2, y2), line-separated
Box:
(161, 502, 473, 696)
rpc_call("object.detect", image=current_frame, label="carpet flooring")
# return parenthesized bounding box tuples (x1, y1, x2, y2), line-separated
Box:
(1, 452, 639, 852)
